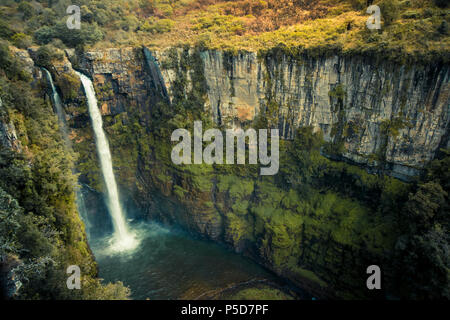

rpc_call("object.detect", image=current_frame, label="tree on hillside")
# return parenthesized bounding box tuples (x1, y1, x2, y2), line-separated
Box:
(18, 1, 34, 21)
(393, 151, 450, 299)
(403, 182, 446, 233)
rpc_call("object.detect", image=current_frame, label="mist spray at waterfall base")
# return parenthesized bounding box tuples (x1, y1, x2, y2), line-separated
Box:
(77, 71, 139, 253)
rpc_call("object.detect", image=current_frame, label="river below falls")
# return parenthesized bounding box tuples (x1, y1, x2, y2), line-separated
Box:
(87, 221, 303, 300)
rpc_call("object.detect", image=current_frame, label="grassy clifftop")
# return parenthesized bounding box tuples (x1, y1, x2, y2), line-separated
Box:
(0, 0, 448, 63)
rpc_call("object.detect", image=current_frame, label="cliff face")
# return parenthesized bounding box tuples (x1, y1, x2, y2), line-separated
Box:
(74, 47, 449, 181)
(157, 50, 450, 179)
(72, 47, 169, 201)
(74, 47, 168, 117)
(29, 46, 447, 298)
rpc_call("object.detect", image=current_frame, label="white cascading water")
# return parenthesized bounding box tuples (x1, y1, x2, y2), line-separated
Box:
(76, 71, 137, 252)
(43, 68, 70, 145)
(44, 69, 94, 242)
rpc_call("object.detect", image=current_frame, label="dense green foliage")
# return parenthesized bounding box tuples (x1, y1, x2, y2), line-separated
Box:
(0, 45, 129, 299)
(392, 151, 450, 299)
(34, 21, 103, 48)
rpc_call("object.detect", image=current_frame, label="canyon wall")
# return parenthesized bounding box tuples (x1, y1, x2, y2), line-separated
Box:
(60, 46, 449, 181)
(157, 49, 449, 179)
(13, 46, 448, 298)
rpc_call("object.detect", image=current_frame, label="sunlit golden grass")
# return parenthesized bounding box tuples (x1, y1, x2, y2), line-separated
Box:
(85, 1, 450, 63)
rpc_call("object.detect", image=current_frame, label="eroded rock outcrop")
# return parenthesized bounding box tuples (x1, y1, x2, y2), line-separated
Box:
(156, 49, 449, 179)
(76, 47, 168, 116)
(75, 47, 449, 180)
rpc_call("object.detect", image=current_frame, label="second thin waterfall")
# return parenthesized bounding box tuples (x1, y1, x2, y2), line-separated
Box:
(76, 71, 137, 252)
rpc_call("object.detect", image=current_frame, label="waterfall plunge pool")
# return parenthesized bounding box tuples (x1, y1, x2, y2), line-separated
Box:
(88, 220, 304, 300)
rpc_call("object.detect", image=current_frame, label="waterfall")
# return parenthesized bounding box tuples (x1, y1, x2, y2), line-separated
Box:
(43, 69, 70, 146)
(75, 189, 91, 238)
(44, 68, 92, 241)
(76, 71, 137, 251)
(142, 47, 170, 101)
